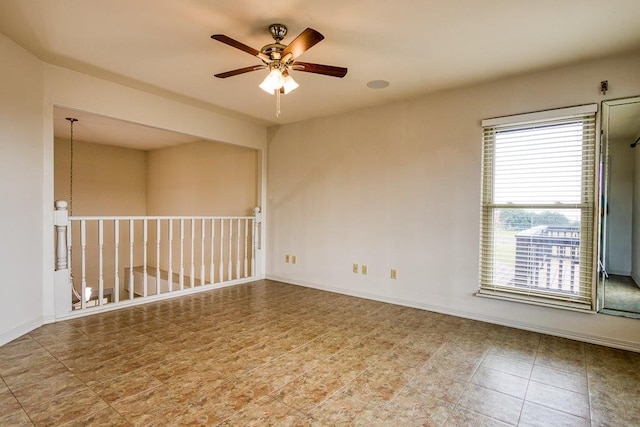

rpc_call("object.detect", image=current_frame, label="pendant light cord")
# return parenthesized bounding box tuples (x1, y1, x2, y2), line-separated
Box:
(65, 117, 80, 295)
(66, 117, 78, 215)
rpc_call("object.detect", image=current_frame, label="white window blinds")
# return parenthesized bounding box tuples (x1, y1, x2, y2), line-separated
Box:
(478, 105, 597, 310)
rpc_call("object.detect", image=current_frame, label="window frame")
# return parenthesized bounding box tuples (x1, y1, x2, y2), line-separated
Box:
(477, 104, 599, 311)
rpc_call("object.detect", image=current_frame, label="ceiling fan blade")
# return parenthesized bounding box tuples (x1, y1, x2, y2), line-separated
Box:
(281, 28, 324, 60)
(214, 65, 265, 78)
(292, 62, 347, 78)
(211, 34, 261, 57)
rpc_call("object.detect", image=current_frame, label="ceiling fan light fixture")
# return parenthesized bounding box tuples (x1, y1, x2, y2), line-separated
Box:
(258, 79, 275, 94)
(212, 24, 348, 117)
(259, 68, 285, 94)
(282, 74, 299, 94)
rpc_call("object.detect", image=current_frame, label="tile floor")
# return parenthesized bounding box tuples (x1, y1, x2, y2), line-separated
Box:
(1, 279, 639, 426)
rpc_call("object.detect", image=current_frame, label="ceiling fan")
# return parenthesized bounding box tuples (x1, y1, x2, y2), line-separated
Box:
(211, 24, 347, 97)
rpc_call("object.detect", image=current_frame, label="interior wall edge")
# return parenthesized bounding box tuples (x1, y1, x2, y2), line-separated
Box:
(266, 275, 640, 354)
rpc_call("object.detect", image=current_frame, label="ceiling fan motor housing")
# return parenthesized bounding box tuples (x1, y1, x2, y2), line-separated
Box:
(269, 24, 287, 42)
(263, 24, 289, 61)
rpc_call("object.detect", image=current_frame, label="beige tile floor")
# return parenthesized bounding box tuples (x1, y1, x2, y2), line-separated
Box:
(1, 279, 639, 426)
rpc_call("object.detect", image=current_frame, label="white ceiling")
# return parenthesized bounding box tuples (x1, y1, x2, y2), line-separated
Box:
(53, 107, 202, 150)
(3, 0, 640, 147)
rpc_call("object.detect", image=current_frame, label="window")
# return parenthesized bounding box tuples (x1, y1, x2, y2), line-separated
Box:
(478, 105, 597, 310)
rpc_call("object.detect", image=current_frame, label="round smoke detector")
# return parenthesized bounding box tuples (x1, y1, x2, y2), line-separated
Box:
(367, 80, 390, 89)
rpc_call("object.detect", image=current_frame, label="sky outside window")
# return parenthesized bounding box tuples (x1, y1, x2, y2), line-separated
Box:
(493, 122, 584, 206)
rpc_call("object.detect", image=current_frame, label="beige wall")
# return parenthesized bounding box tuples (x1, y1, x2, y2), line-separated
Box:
(0, 34, 44, 341)
(267, 51, 640, 351)
(54, 138, 147, 216)
(53, 136, 257, 218)
(147, 140, 258, 216)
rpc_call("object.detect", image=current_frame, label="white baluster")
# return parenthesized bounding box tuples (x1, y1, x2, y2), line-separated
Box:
(143, 219, 148, 297)
(251, 218, 256, 277)
(254, 207, 262, 250)
(129, 219, 134, 300)
(236, 219, 241, 279)
(67, 225, 73, 278)
(210, 219, 215, 284)
(179, 219, 184, 290)
(98, 219, 104, 304)
(190, 219, 195, 288)
(244, 219, 249, 278)
(156, 220, 161, 295)
(228, 219, 233, 281)
(253, 207, 261, 277)
(200, 219, 205, 285)
(81, 220, 87, 310)
(219, 219, 224, 283)
(168, 220, 173, 292)
(114, 220, 120, 303)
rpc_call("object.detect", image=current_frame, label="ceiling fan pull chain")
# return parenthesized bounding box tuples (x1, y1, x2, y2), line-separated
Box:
(276, 89, 281, 118)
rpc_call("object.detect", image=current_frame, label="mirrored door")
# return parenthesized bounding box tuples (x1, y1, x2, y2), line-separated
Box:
(599, 96, 640, 318)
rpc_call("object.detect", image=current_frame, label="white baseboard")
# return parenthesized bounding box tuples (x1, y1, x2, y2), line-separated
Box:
(608, 270, 632, 276)
(267, 275, 640, 353)
(0, 316, 44, 347)
(43, 314, 56, 325)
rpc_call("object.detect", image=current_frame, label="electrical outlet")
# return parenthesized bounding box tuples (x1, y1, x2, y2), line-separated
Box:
(285, 255, 290, 263)
(391, 269, 398, 279)
(292, 255, 297, 264)
(361, 265, 368, 275)
(353, 263, 359, 274)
